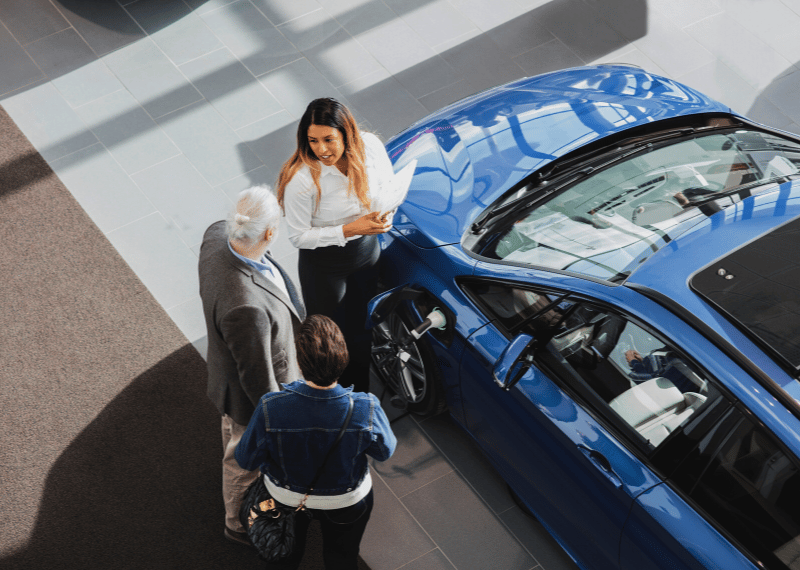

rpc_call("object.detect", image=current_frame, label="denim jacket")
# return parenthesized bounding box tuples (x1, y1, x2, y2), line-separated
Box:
(235, 381, 397, 495)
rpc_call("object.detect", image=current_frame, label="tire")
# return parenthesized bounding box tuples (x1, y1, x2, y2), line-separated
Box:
(371, 308, 446, 417)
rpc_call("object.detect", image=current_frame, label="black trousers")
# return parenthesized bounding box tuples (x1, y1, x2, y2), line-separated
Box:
(265, 490, 374, 570)
(298, 235, 380, 394)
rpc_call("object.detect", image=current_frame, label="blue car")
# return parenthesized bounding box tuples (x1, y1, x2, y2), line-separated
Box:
(367, 65, 800, 570)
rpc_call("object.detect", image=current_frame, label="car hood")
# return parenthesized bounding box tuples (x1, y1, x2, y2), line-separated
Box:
(386, 65, 730, 248)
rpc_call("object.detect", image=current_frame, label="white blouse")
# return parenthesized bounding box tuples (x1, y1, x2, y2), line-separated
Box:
(283, 132, 395, 249)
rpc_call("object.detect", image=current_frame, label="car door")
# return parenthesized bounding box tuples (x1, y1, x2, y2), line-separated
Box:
(622, 402, 800, 570)
(457, 278, 727, 570)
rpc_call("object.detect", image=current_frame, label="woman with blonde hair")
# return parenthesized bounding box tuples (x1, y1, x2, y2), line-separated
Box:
(277, 98, 394, 393)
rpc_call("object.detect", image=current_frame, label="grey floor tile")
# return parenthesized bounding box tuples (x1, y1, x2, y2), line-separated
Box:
(1, 82, 97, 162)
(437, 33, 526, 94)
(369, 415, 453, 499)
(74, 89, 181, 175)
(402, 471, 537, 570)
(744, 92, 794, 132)
(384, 0, 477, 49)
(499, 507, 579, 570)
(184, 0, 239, 15)
(629, 6, 715, 78)
(215, 165, 274, 203)
(417, 79, 480, 113)
(338, 69, 428, 139)
(356, 19, 461, 99)
(360, 473, 437, 570)
(126, 0, 223, 66)
(647, 0, 722, 29)
(0, 0, 70, 46)
(50, 60, 124, 109)
(179, 48, 282, 130)
(103, 39, 203, 119)
(418, 413, 515, 515)
(760, 69, 800, 126)
(251, 0, 323, 26)
(278, 10, 382, 88)
(514, 38, 584, 77)
(48, 143, 157, 234)
(166, 294, 206, 343)
(193, 335, 208, 360)
(130, 154, 235, 247)
(23, 28, 97, 80)
(199, 0, 302, 78)
(448, 0, 528, 32)
(685, 12, 792, 92)
(396, 548, 456, 570)
(268, 217, 298, 263)
(484, 11, 555, 59)
(55, 0, 145, 56)
(676, 60, 761, 118)
(106, 212, 200, 309)
(532, 0, 630, 62)
(0, 24, 46, 97)
(256, 57, 348, 119)
(580, 0, 649, 42)
(320, 0, 396, 37)
(155, 100, 263, 187)
(235, 109, 297, 178)
(718, 0, 800, 62)
(590, 46, 669, 79)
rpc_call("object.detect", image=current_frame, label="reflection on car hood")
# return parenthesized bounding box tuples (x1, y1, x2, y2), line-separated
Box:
(386, 65, 730, 248)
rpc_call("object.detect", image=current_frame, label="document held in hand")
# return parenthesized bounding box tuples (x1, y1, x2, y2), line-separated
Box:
(373, 159, 417, 216)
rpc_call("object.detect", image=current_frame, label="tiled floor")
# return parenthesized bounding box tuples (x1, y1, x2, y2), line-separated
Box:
(3, 0, 800, 568)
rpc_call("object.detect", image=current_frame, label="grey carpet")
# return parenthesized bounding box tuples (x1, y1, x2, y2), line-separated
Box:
(0, 105, 368, 570)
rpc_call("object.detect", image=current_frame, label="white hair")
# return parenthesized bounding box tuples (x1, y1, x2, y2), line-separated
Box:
(226, 185, 281, 245)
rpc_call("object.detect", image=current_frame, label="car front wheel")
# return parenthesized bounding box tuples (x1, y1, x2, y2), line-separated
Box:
(371, 309, 446, 417)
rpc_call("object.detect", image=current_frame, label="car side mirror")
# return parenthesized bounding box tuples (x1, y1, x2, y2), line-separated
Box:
(365, 284, 425, 329)
(493, 333, 536, 391)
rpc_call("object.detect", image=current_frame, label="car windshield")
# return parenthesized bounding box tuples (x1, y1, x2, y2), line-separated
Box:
(477, 129, 800, 281)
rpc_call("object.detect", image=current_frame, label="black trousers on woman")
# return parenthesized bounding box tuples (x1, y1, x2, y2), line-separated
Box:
(265, 491, 374, 570)
(297, 235, 380, 394)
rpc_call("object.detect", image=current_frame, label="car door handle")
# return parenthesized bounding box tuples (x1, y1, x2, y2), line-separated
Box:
(577, 444, 622, 489)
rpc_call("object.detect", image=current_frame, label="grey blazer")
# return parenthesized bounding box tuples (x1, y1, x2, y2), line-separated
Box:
(199, 220, 306, 426)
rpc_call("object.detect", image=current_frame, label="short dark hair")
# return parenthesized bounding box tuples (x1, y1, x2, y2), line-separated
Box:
(296, 314, 349, 387)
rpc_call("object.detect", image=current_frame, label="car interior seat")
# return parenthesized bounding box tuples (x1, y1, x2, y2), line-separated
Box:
(609, 377, 707, 446)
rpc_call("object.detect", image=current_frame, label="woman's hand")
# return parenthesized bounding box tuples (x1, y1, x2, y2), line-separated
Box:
(343, 212, 392, 238)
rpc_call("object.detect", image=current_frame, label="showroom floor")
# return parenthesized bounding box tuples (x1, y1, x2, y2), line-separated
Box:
(2, 0, 800, 568)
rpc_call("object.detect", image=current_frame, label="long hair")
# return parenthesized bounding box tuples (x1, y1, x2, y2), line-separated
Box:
(276, 98, 369, 212)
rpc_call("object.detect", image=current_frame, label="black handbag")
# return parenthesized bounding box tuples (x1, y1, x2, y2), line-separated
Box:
(239, 396, 354, 562)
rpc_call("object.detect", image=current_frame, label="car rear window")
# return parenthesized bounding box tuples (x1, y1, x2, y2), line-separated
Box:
(690, 214, 800, 375)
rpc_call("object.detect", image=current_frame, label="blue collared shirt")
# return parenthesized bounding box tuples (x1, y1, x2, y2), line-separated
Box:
(235, 381, 397, 495)
(227, 240, 288, 298)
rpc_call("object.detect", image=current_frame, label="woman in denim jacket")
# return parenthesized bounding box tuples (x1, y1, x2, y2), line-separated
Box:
(236, 314, 397, 569)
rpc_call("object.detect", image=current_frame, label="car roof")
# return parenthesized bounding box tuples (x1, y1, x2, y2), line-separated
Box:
(387, 65, 730, 248)
(626, 180, 800, 393)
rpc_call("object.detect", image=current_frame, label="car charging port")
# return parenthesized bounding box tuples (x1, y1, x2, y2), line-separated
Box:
(408, 308, 447, 342)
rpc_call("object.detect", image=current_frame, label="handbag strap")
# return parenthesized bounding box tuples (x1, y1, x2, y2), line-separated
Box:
(302, 395, 354, 500)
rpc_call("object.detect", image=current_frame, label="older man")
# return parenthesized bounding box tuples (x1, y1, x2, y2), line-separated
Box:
(199, 185, 305, 545)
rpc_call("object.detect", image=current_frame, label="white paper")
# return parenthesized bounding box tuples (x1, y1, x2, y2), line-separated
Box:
(372, 159, 417, 216)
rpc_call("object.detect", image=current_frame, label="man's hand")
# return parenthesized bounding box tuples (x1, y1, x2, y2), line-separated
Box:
(625, 349, 642, 365)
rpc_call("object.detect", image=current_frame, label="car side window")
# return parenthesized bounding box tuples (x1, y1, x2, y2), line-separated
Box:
(461, 280, 722, 449)
(537, 302, 721, 449)
(671, 409, 800, 570)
